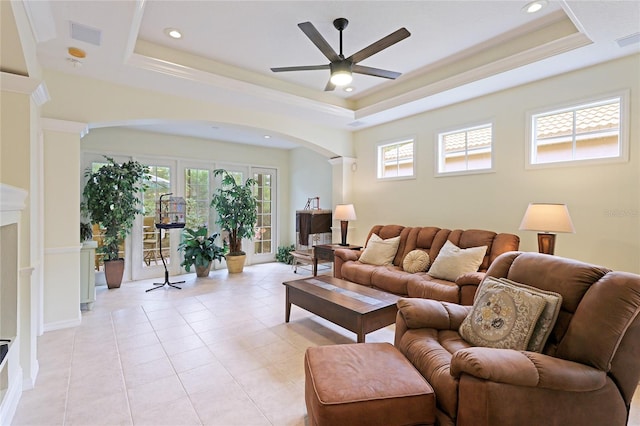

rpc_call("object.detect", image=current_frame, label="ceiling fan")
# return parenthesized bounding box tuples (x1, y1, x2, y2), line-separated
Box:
(271, 18, 411, 91)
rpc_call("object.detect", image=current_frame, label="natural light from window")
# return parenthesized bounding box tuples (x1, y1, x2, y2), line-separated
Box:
(377, 138, 415, 179)
(437, 123, 493, 175)
(529, 95, 625, 166)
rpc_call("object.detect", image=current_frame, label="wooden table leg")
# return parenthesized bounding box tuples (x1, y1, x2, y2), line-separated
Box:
(285, 288, 291, 322)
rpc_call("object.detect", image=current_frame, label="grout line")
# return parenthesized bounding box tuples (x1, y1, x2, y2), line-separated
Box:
(112, 310, 135, 426)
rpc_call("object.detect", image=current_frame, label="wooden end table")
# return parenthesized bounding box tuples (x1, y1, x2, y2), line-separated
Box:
(313, 244, 361, 276)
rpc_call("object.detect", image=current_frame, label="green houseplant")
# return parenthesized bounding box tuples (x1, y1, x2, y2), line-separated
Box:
(178, 227, 225, 277)
(210, 169, 258, 273)
(82, 156, 148, 288)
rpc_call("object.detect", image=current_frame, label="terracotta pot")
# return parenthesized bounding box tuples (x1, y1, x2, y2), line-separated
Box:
(225, 254, 246, 273)
(195, 262, 212, 278)
(104, 259, 125, 289)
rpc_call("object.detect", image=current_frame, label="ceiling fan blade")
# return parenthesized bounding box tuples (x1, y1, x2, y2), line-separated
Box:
(347, 27, 410, 64)
(352, 64, 401, 79)
(298, 22, 341, 62)
(324, 79, 336, 91)
(271, 64, 330, 72)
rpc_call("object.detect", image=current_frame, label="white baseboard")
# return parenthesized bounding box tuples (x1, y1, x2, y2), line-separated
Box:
(22, 360, 39, 390)
(0, 366, 23, 426)
(43, 316, 81, 332)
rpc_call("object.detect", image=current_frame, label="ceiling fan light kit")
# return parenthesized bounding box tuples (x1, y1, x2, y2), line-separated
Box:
(329, 61, 353, 86)
(271, 17, 410, 91)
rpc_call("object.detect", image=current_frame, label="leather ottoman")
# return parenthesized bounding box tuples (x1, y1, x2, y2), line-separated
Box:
(304, 342, 435, 426)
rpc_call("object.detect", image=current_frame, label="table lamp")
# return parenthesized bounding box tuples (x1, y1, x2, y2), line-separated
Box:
(519, 203, 575, 255)
(334, 204, 357, 246)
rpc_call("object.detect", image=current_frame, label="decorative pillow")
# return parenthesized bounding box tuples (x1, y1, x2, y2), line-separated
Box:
(403, 250, 430, 273)
(428, 240, 488, 281)
(497, 278, 562, 352)
(459, 277, 546, 350)
(358, 234, 401, 266)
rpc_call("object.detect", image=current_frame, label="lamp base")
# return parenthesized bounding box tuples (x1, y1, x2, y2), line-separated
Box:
(339, 220, 349, 246)
(537, 233, 556, 255)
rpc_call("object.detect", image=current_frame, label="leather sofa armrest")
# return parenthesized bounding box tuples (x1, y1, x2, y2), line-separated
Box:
(333, 248, 361, 279)
(456, 272, 486, 305)
(450, 347, 607, 392)
(334, 248, 360, 262)
(397, 298, 471, 330)
(456, 271, 485, 286)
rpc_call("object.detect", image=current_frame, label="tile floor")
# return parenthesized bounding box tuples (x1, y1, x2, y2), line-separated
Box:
(11, 262, 640, 425)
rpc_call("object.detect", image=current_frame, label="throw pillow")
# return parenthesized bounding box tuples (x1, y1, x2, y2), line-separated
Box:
(403, 250, 430, 273)
(358, 234, 401, 266)
(428, 240, 488, 281)
(459, 277, 547, 350)
(497, 278, 563, 352)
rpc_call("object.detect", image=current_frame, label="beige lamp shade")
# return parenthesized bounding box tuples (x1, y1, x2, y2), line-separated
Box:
(519, 203, 575, 233)
(334, 204, 357, 221)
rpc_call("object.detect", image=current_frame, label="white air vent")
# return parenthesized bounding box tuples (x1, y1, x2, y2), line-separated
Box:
(70, 21, 102, 46)
(616, 32, 640, 48)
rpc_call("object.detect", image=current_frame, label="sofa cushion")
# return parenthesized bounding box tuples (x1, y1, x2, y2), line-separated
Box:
(459, 277, 546, 350)
(497, 278, 562, 352)
(403, 249, 430, 273)
(359, 234, 400, 266)
(428, 240, 488, 282)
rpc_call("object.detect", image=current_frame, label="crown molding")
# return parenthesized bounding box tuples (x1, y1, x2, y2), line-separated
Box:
(354, 31, 592, 121)
(127, 53, 355, 121)
(41, 118, 89, 138)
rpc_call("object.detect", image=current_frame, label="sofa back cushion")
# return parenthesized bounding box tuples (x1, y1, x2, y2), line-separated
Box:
(448, 229, 495, 271)
(366, 225, 409, 266)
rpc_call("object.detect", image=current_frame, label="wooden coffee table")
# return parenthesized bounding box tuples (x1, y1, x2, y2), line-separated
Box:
(283, 276, 400, 342)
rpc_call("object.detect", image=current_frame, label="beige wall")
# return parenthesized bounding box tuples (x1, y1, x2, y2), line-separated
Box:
(42, 69, 353, 159)
(352, 55, 640, 273)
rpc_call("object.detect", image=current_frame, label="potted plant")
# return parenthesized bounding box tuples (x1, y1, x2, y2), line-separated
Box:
(82, 156, 148, 288)
(178, 227, 225, 277)
(211, 169, 258, 273)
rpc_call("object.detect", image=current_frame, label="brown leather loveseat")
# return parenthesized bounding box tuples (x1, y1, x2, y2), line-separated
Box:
(334, 225, 520, 305)
(395, 251, 640, 425)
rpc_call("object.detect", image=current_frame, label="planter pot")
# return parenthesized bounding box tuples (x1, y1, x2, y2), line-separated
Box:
(104, 259, 125, 289)
(195, 262, 212, 278)
(225, 254, 246, 273)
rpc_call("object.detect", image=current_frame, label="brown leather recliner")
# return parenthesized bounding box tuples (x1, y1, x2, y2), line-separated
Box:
(395, 251, 640, 426)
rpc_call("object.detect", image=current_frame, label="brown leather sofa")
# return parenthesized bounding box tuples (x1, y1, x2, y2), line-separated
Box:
(395, 251, 640, 426)
(334, 225, 520, 305)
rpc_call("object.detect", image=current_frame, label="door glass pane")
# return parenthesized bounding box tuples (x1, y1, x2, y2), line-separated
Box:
(142, 166, 171, 267)
(253, 171, 273, 255)
(185, 168, 210, 229)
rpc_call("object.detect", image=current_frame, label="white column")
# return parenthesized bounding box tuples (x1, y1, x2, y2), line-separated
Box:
(41, 118, 88, 331)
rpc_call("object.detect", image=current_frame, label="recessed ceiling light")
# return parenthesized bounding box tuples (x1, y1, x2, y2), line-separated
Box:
(523, 0, 548, 13)
(263, 135, 271, 139)
(164, 28, 182, 39)
(344, 86, 355, 92)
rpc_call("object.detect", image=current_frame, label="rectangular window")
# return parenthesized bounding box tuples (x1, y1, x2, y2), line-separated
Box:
(437, 123, 493, 175)
(184, 168, 210, 230)
(528, 94, 627, 167)
(377, 138, 415, 179)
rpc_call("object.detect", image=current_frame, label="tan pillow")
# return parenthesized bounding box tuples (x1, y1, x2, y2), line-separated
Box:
(403, 250, 430, 273)
(358, 234, 401, 266)
(428, 240, 488, 281)
(497, 278, 562, 352)
(459, 277, 547, 350)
